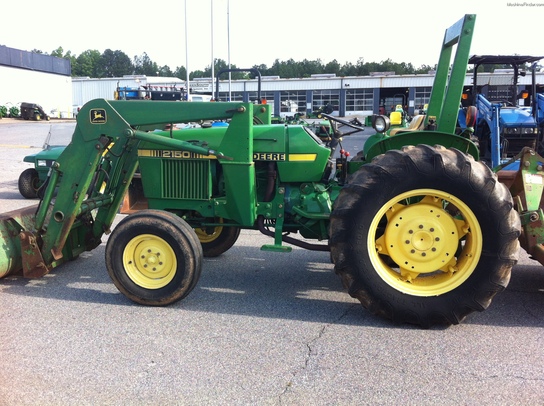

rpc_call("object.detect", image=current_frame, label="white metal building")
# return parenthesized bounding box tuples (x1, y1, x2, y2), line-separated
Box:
(202, 71, 544, 117)
(72, 76, 188, 111)
(0, 46, 72, 118)
(71, 70, 544, 119)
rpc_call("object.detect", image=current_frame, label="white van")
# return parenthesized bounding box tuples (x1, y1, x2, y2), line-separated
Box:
(188, 94, 212, 102)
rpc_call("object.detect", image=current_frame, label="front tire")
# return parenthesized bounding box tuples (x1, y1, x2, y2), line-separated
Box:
(18, 168, 40, 198)
(330, 145, 520, 327)
(106, 210, 203, 306)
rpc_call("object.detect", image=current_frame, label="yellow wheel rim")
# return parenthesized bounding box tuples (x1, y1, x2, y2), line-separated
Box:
(123, 234, 177, 289)
(195, 219, 224, 243)
(369, 189, 482, 296)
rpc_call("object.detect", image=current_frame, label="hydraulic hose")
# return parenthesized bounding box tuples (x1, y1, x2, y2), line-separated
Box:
(257, 216, 329, 252)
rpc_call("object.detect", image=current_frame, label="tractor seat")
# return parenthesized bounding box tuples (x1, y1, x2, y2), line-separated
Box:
(389, 115, 425, 136)
(390, 111, 403, 125)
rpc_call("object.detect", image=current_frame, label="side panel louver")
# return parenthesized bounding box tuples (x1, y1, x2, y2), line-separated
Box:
(162, 160, 210, 200)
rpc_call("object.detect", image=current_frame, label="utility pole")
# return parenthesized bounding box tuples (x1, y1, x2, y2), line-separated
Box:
(227, 0, 231, 101)
(211, 0, 214, 100)
(185, 0, 190, 100)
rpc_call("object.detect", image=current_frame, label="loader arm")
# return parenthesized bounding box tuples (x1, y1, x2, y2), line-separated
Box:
(0, 99, 262, 278)
(362, 15, 477, 163)
(425, 14, 476, 133)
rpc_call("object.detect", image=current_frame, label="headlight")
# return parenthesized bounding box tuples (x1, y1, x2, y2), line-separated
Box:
(372, 115, 391, 133)
(37, 160, 47, 167)
(521, 127, 536, 134)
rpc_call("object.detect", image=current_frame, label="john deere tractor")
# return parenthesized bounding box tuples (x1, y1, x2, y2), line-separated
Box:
(0, 15, 537, 327)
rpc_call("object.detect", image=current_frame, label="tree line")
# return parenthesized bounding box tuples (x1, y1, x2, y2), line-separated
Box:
(39, 46, 517, 80)
(37, 46, 439, 80)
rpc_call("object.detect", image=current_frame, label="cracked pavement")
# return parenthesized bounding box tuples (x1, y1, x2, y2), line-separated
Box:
(1, 121, 543, 405)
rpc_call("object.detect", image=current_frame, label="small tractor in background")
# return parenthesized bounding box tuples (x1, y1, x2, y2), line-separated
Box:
(17, 126, 67, 198)
(20, 102, 50, 121)
(1, 14, 541, 328)
(463, 55, 544, 167)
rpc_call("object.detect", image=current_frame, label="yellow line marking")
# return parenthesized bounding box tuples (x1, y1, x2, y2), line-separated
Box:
(0, 144, 36, 148)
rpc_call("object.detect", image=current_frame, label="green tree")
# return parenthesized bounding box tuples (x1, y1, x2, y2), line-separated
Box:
(98, 49, 133, 77)
(133, 52, 159, 76)
(338, 61, 356, 76)
(415, 64, 435, 74)
(158, 65, 174, 77)
(270, 58, 300, 78)
(251, 63, 270, 77)
(49, 46, 76, 72)
(300, 59, 324, 77)
(199, 58, 245, 80)
(72, 49, 102, 77)
(191, 69, 206, 79)
(50, 46, 64, 58)
(324, 59, 341, 75)
(29, 43, 443, 78)
(173, 65, 187, 79)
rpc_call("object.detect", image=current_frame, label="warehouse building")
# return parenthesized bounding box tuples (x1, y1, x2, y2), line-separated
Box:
(206, 73, 430, 117)
(205, 70, 544, 118)
(75, 70, 544, 119)
(73, 73, 435, 118)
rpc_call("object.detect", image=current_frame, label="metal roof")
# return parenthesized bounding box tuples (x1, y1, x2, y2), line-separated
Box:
(0, 45, 71, 76)
(469, 55, 544, 66)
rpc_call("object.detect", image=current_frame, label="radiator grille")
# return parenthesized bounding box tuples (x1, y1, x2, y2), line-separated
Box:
(162, 160, 210, 200)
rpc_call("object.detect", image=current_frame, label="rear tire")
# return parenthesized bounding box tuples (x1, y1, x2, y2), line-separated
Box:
(195, 221, 240, 257)
(106, 210, 203, 306)
(18, 168, 40, 198)
(330, 145, 520, 327)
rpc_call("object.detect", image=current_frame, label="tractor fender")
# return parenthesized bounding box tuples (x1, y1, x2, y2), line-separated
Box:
(363, 130, 480, 163)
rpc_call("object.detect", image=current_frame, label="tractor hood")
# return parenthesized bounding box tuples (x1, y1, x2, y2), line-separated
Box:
(22, 145, 66, 163)
(499, 107, 536, 128)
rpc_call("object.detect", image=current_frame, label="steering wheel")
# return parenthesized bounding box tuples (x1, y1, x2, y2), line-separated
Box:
(496, 100, 515, 107)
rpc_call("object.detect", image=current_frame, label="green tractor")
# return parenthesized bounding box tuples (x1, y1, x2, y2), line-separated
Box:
(0, 15, 536, 327)
(17, 127, 67, 198)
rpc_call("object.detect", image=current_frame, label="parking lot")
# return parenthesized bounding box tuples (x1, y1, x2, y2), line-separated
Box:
(0, 120, 543, 405)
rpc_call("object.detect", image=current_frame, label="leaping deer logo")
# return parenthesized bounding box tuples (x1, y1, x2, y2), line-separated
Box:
(90, 109, 107, 123)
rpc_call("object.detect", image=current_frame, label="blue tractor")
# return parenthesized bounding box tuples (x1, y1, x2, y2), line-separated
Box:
(463, 55, 544, 167)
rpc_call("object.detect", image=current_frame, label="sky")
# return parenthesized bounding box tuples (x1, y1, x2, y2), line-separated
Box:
(2, 0, 543, 74)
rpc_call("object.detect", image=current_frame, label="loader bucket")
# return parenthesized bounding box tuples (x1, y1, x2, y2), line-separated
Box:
(0, 205, 46, 278)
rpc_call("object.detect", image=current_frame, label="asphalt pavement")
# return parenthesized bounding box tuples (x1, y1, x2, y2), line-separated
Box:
(0, 119, 543, 405)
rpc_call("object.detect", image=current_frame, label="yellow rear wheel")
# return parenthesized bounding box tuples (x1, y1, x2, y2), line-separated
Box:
(369, 189, 482, 296)
(195, 225, 223, 243)
(194, 219, 240, 257)
(330, 145, 520, 327)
